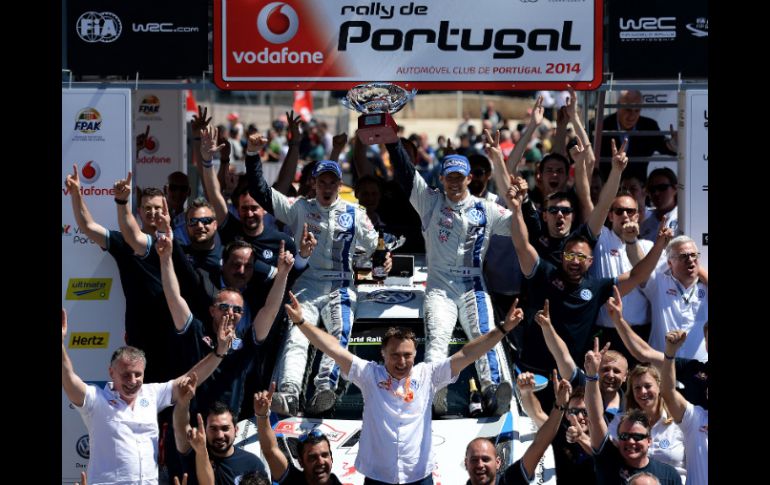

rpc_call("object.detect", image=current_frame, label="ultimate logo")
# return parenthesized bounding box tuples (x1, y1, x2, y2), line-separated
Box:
(66, 278, 113, 300)
(74, 108, 102, 133)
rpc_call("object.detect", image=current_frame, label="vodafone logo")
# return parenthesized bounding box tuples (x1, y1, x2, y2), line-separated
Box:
(81, 161, 102, 184)
(257, 2, 299, 44)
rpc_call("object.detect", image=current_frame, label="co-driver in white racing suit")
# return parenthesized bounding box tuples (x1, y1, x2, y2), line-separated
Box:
(386, 141, 515, 415)
(247, 149, 378, 416)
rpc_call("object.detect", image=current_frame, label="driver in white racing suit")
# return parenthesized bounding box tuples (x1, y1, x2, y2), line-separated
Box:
(247, 136, 379, 416)
(386, 140, 515, 415)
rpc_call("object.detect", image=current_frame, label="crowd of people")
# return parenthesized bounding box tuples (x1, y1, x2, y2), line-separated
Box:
(62, 90, 707, 485)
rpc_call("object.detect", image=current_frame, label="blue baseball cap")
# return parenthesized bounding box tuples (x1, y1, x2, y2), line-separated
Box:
(312, 160, 342, 179)
(441, 154, 471, 177)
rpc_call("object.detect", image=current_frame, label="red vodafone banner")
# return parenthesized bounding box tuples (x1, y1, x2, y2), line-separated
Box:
(215, 0, 602, 90)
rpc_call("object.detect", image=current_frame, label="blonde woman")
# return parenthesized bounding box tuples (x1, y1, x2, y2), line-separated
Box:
(608, 364, 687, 483)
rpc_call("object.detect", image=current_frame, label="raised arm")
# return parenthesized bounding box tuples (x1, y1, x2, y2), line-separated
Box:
(451, 299, 523, 376)
(535, 300, 578, 379)
(114, 172, 151, 256)
(254, 382, 289, 479)
(172, 373, 198, 454)
(506, 96, 544, 175)
(622, 221, 645, 265)
(329, 132, 348, 163)
(606, 286, 664, 367)
(660, 330, 691, 422)
(616, 224, 672, 296)
(351, 132, 375, 178)
(66, 164, 107, 248)
(252, 241, 294, 342)
(587, 138, 628, 237)
(199, 124, 230, 224)
(551, 106, 569, 158)
(484, 129, 512, 204)
(584, 338, 609, 451)
(190, 106, 212, 200)
(272, 111, 303, 195)
(188, 413, 215, 485)
(285, 292, 355, 376)
(158, 230, 191, 331)
(61, 309, 87, 407)
(384, 139, 418, 194)
(506, 183, 539, 276)
(520, 375, 571, 478)
(516, 372, 549, 428)
(569, 137, 594, 224)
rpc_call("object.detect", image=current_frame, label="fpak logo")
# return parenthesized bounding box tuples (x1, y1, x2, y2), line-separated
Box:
(258, 2, 299, 43)
(138, 95, 161, 115)
(76, 11, 122, 43)
(80, 160, 102, 184)
(65, 278, 113, 300)
(619, 17, 676, 42)
(74, 108, 102, 133)
(69, 332, 110, 348)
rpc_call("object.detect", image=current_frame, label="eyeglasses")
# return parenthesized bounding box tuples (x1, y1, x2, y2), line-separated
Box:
(563, 252, 590, 262)
(188, 216, 215, 227)
(216, 303, 244, 314)
(298, 429, 325, 442)
(546, 206, 574, 215)
(168, 183, 189, 192)
(674, 252, 700, 262)
(567, 408, 588, 417)
(611, 207, 638, 216)
(648, 183, 674, 194)
(618, 432, 650, 442)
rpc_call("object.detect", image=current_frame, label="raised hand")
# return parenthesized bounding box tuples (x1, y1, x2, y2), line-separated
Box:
(172, 474, 188, 485)
(516, 371, 536, 394)
(216, 314, 235, 355)
(137, 125, 150, 153)
(286, 110, 302, 146)
(187, 413, 207, 454)
(276, 240, 295, 275)
(621, 220, 640, 243)
(191, 105, 211, 135)
(254, 381, 276, 416)
(565, 413, 584, 444)
(483, 128, 503, 163)
(332, 132, 348, 151)
(584, 337, 607, 376)
(154, 197, 172, 234)
(247, 132, 268, 153)
(569, 136, 591, 165)
(74, 471, 88, 485)
(565, 85, 578, 121)
(201, 125, 226, 161)
(444, 137, 456, 156)
(65, 164, 81, 192)
(284, 291, 305, 325)
(113, 172, 133, 203)
(530, 95, 545, 126)
(175, 372, 198, 405)
(664, 330, 688, 355)
(610, 138, 629, 172)
(605, 285, 623, 321)
(62, 308, 68, 344)
(299, 223, 317, 258)
(217, 132, 232, 161)
(553, 369, 572, 407)
(534, 299, 552, 328)
(503, 298, 524, 332)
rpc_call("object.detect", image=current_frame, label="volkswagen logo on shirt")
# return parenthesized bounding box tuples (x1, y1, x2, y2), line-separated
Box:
(263, 249, 273, 260)
(337, 212, 353, 230)
(364, 290, 415, 304)
(140, 398, 149, 407)
(579, 289, 593, 301)
(76, 435, 90, 459)
(466, 207, 485, 225)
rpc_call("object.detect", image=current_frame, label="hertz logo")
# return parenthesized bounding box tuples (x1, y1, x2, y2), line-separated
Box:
(69, 332, 110, 348)
(65, 278, 112, 300)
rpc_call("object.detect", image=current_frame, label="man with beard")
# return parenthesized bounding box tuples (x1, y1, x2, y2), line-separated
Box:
(463, 374, 571, 485)
(247, 132, 380, 416)
(61, 309, 232, 485)
(282, 292, 525, 484)
(584, 341, 682, 484)
(506, 178, 671, 410)
(254, 383, 342, 485)
(173, 396, 266, 485)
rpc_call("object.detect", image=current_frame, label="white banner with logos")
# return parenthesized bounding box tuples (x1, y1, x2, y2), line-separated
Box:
(132, 90, 187, 192)
(62, 89, 132, 483)
(216, 0, 602, 90)
(677, 90, 708, 266)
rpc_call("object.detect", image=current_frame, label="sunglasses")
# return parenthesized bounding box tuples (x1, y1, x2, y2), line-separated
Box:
(168, 183, 189, 192)
(611, 207, 637, 216)
(618, 432, 650, 442)
(567, 408, 588, 417)
(563, 252, 590, 262)
(216, 303, 244, 314)
(648, 183, 674, 194)
(298, 429, 325, 442)
(188, 216, 215, 227)
(675, 252, 700, 262)
(546, 206, 574, 215)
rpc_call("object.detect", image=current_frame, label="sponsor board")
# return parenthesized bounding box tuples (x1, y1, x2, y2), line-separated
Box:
(69, 332, 110, 349)
(65, 278, 113, 300)
(215, 0, 602, 90)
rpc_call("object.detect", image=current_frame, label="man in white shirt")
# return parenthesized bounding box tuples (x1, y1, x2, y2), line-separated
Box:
(61, 309, 231, 485)
(282, 291, 525, 484)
